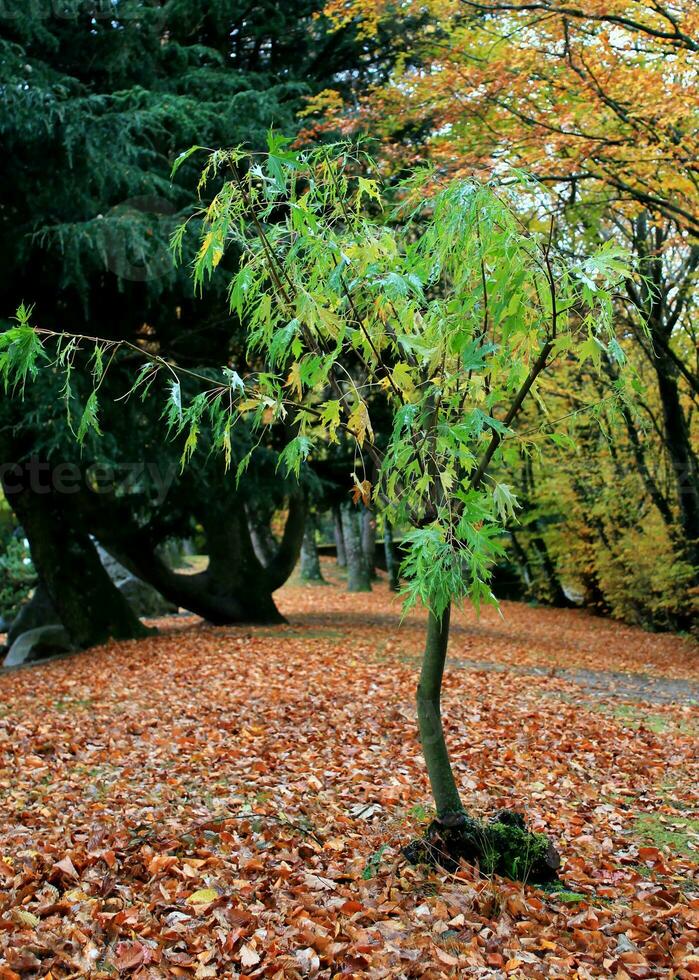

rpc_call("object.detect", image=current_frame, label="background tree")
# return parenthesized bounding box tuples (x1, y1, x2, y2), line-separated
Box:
(300, 511, 326, 583)
(312, 0, 699, 628)
(320, 0, 698, 234)
(341, 503, 373, 592)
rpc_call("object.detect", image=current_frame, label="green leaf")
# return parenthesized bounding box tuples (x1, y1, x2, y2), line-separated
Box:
(235, 448, 255, 485)
(76, 391, 102, 444)
(320, 400, 342, 441)
(277, 435, 312, 478)
(492, 483, 519, 522)
(169, 380, 182, 421)
(357, 176, 383, 208)
(579, 335, 605, 367)
(0, 321, 48, 392)
(181, 423, 199, 468)
(222, 368, 245, 394)
(171, 145, 205, 178)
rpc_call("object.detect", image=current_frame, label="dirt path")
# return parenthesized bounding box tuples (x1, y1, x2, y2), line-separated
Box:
(449, 659, 699, 705)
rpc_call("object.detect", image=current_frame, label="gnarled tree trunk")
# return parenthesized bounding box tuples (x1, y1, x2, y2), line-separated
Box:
(90, 493, 307, 625)
(246, 503, 279, 568)
(2, 467, 147, 648)
(6, 580, 58, 648)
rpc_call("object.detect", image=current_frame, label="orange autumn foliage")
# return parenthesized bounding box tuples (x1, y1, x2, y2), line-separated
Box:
(317, 0, 699, 234)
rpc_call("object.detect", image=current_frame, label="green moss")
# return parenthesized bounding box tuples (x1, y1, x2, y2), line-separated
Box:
(362, 845, 388, 879)
(488, 821, 554, 880)
(255, 628, 345, 639)
(614, 704, 668, 732)
(54, 697, 94, 712)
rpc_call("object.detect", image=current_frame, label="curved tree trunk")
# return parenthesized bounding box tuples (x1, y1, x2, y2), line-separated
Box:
(90, 493, 306, 625)
(417, 606, 463, 818)
(6, 580, 58, 648)
(246, 504, 279, 568)
(341, 503, 371, 592)
(200, 506, 286, 623)
(408, 603, 560, 881)
(264, 493, 308, 591)
(2, 469, 147, 648)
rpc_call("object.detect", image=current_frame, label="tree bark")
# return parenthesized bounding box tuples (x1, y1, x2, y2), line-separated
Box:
(606, 365, 676, 528)
(407, 603, 561, 880)
(88, 493, 306, 625)
(332, 504, 347, 567)
(246, 504, 279, 568)
(508, 530, 532, 591)
(341, 503, 371, 592)
(530, 535, 575, 607)
(264, 493, 308, 591)
(629, 215, 699, 572)
(300, 513, 324, 582)
(6, 580, 58, 648)
(515, 454, 572, 607)
(361, 506, 377, 579)
(654, 352, 699, 568)
(383, 521, 400, 592)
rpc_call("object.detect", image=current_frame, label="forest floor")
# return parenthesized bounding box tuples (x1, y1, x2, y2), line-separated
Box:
(1, 561, 698, 978)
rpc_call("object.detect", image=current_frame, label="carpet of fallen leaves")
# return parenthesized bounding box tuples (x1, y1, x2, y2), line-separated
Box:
(1, 563, 698, 979)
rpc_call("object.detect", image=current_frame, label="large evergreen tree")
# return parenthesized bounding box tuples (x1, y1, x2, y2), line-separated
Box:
(0, 0, 385, 351)
(0, 0, 396, 644)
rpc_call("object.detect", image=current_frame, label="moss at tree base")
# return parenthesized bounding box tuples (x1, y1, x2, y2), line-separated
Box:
(403, 808, 560, 883)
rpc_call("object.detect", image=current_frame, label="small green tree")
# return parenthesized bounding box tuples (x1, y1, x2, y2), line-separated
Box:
(2, 141, 632, 876)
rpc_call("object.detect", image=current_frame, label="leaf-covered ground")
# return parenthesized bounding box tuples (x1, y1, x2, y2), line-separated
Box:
(1, 565, 698, 978)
